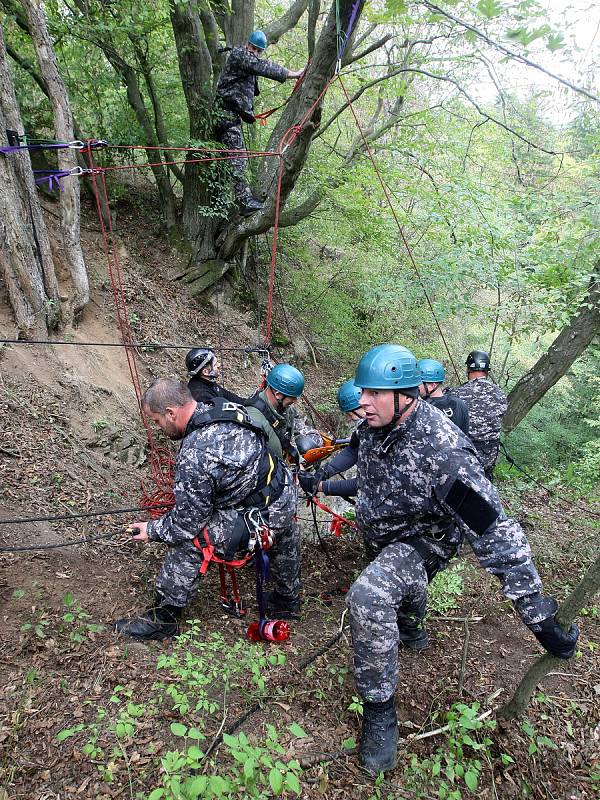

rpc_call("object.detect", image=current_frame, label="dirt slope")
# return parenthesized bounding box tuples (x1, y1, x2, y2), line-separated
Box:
(0, 196, 598, 800)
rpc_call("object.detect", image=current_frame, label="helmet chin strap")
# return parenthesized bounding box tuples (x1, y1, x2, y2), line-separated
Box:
(204, 369, 218, 383)
(380, 392, 416, 433)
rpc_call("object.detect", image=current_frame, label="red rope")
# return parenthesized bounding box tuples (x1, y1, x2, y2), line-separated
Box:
(255, 63, 310, 122)
(264, 155, 284, 344)
(99, 154, 279, 173)
(310, 496, 356, 536)
(337, 76, 461, 382)
(106, 143, 280, 156)
(279, 75, 338, 151)
(85, 145, 175, 511)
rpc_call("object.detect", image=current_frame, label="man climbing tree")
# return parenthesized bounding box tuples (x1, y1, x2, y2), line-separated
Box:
(214, 30, 304, 216)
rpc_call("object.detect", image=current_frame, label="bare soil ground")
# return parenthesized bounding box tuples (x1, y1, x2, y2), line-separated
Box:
(1, 196, 598, 799)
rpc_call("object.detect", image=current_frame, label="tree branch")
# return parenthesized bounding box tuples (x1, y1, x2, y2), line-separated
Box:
(263, 0, 309, 45)
(344, 32, 395, 65)
(423, 0, 600, 105)
(499, 551, 600, 720)
(389, 67, 563, 156)
(307, 0, 320, 58)
(5, 43, 48, 95)
(316, 66, 407, 139)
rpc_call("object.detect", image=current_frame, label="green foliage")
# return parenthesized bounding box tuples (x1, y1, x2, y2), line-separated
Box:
(54, 616, 303, 797)
(521, 720, 558, 755)
(61, 592, 105, 643)
(404, 702, 498, 799)
(428, 563, 465, 614)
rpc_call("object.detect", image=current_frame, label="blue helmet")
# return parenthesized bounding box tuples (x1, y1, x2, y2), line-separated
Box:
(266, 364, 305, 397)
(337, 379, 362, 413)
(417, 358, 446, 383)
(248, 30, 267, 50)
(355, 344, 421, 390)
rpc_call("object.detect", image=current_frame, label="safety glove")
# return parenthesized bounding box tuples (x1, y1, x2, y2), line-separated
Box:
(528, 616, 579, 659)
(298, 470, 320, 496)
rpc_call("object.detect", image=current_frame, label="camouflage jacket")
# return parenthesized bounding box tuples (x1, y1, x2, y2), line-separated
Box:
(147, 405, 264, 546)
(356, 400, 545, 616)
(452, 377, 507, 442)
(216, 46, 288, 121)
(246, 390, 323, 459)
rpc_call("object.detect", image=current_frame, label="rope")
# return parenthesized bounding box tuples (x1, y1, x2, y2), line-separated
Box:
(223, 627, 344, 740)
(0, 338, 270, 353)
(337, 75, 461, 382)
(499, 442, 600, 519)
(255, 66, 310, 123)
(0, 532, 119, 553)
(264, 156, 284, 343)
(98, 153, 277, 174)
(308, 495, 353, 577)
(85, 145, 175, 506)
(0, 502, 172, 526)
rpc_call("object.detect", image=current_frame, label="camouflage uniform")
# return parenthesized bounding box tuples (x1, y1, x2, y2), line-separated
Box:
(147, 405, 299, 608)
(215, 46, 288, 200)
(452, 377, 507, 478)
(346, 400, 555, 703)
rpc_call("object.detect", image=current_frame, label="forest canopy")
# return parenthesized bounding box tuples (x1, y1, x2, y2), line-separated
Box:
(1, 0, 599, 483)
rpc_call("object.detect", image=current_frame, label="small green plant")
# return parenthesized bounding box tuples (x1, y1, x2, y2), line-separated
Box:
(521, 720, 558, 755)
(404, 702, 498, 798)
(428, 563, 465, 614)
(20, 610, 51, 639)
(348, 695, 364, 716)
(56, 621, 301, 796)
(61, 592, 105, 643)
(92, 417, 109, 432)
(148, 724, 304, 799)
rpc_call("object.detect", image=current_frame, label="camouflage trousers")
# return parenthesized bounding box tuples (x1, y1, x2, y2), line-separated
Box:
(346, 541, 430, 703)
(156, 474, 300, 607)
(472, 439, 500, 480)
(214, 114, 250, 199)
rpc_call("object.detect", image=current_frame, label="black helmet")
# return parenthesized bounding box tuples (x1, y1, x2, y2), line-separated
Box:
(186, 347, 216, 378)
(466, 350, 490, 371)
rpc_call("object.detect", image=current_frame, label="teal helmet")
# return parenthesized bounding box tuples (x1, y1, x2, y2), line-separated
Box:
(266, 363, 304, 397)
(355, 344, 421, 390)
(337, 379, 362, 413)
(417, 358, 445, 383)
(248, 30, 267, 50)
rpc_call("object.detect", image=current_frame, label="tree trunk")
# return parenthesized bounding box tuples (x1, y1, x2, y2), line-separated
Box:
(503, 277, 600, 432)
(169, 0, 217, 259)
(499, 552, 600, 719)
(0, 27, 60, 334)
(22, 0, 89, 321)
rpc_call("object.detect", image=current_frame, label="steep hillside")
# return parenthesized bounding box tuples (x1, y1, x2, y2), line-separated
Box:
(0, 196, 598, 800)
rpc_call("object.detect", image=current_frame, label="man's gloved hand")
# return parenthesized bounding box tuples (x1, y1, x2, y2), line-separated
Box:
(528, 616, 579, 659)
(298, 470, 320, 496)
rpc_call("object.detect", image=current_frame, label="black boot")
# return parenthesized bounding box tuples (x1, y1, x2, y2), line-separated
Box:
(114, 599, 182, 641)
(398, 625, 429, 651)
(359, 697, 398, 775)
(239, 195, 264, 216)
(264, 590, 301, 620)
(397, 606, 429, 651)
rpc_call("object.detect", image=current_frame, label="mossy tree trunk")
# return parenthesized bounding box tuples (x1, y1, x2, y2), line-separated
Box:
(0, 26, 60, 335)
